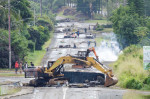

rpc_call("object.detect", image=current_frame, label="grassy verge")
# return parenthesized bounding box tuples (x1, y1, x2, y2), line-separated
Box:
(8, 88, 21, 95)
(26, 38, 52, 66)
(123, 91, 150, 99)
(85, 19, 111, 24)
(0, 87, 21, 96)
(95, 37, 103, 46)
(93, 28, 113, 33)
(0, 73, 24, 77)
(111, 45, 150, 90)
(102, 28, 113, 32)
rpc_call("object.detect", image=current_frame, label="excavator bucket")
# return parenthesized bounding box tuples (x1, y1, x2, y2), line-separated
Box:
(104, 75, 118, 87)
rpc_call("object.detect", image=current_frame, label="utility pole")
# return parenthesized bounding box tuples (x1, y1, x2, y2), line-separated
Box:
(40, 0, 42, 16)
(34, 5, 36, 26)
(8, 0, 11, 69)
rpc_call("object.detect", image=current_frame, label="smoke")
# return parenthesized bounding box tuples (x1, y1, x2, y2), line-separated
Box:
(90, 33, 121, 62)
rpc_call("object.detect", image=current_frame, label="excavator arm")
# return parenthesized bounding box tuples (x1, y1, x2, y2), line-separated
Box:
(86, 47, 99, 61)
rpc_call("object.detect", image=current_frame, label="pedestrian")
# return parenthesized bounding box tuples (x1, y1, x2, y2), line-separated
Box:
(75, 30, 80, 37)
(73, 43, 77, 48)
(89, 25, 91, 30)
(88, 41, 91, 47)
(23, 62, 28, 71)
(77, 30, 79, 37)
(47, 47, 49, 51)
(30, 62, 34, 67)
(19, 62, 23, 74)
(15, 61, 19, 74)
(84, 28, 87, 33)
(94, 41, 96, 47)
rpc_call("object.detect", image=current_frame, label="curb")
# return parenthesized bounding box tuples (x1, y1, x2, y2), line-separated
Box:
(0, 87, 34, 99)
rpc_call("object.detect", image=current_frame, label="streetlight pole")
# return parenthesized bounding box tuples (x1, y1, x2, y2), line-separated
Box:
(8, 0, 11, 69)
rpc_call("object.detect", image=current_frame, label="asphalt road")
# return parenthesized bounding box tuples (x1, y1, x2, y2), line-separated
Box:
(10, 87, 126, 99)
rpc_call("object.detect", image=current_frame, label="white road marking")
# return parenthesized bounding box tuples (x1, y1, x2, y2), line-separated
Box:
(63, 87, 68, 99)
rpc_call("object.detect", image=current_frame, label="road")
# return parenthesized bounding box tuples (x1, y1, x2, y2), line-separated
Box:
(10, 87, 126, 99)
(9, 20, 128, 99)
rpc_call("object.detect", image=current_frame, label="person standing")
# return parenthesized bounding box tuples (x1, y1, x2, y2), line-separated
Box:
(84, 28, 87, 33)
(19, 62, 23, 74)
(30, 62, 34, 67)
(15, 61, 19, 74)
(73, 43, 77, 48)
(24, 62, 28, 69)
(87, 41, 91, 47)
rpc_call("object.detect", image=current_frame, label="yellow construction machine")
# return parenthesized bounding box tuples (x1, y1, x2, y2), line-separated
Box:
(24, 47, 118, 87)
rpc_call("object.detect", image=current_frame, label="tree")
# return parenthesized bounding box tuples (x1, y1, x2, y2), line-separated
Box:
(145, 0, 150, 16)
(0, 29, 29, 68)
(11, 0, 33, 23)
(110, 5, 148, 48)
(127, 0, 145, 16)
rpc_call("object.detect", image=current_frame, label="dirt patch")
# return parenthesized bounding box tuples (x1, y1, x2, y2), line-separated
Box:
(63, 8, 76, 16)
(58, 7, 89, 20)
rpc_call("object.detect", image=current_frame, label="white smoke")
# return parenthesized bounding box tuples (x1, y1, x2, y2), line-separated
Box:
(90, 33, 121, 62)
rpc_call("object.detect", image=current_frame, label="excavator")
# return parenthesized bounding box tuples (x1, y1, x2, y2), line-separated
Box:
(24, 47, 118, 87)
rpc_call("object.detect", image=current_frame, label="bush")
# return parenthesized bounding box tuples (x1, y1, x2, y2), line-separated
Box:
(101, 24, 112, 28)
(36, 15, 54, 31)
(28, 40, 35, 52)
(125, 78, 143, 89)
(143, 77, 150, 85)
(96, 24, 104, 31)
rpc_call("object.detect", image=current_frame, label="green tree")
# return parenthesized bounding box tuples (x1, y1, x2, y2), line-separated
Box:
(110, 5, 148, 48)
(127, 0, 145, 16)
(28, 26, 50, 50)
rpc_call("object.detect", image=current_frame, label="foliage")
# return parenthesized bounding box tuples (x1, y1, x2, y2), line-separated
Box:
(76, 0, 99, 17)
(0, 0, 54, 68)
(127, 0, 145, 16)
(0, 29, 29, 68)
(110, 5, 149, 48)
(36, 15, 54, 31)
(11, 0, 33, 23)
(28, 26, 50, 50)
(96, 24, 104, 31)
(145, 0, 150, 16)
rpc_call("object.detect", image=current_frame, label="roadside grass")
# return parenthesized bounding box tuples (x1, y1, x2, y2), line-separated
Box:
(85, 19, 111, 24)
(95, 37, 103, 46)
(0, 73, 24, 77)
(26, 38, 52, 66)
(123, 91, 150, 99)
(0, 69, 14, 71)
(0, 87, 21, 96)
(7, 87, 21, 95)
(111, 45, 150, 90)
(102, 28, 113, 32)
(93, 28, 113, 33)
